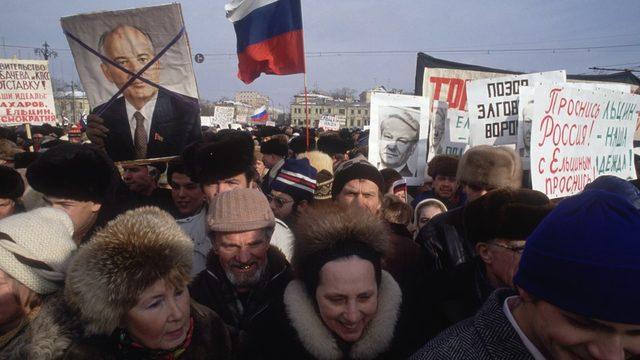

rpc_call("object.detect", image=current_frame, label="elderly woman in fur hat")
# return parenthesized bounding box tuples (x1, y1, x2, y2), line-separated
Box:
(0, 208, 76, 358)
(61, 207, 233, 359)
(244, 204, 407, 359)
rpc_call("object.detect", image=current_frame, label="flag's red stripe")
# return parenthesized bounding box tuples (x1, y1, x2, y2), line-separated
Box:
(237, 29, 305, 84)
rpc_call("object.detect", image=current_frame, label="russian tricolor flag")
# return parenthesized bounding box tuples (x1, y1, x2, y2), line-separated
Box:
(250, 105, 269, 123)
(225, 0, 305, 84)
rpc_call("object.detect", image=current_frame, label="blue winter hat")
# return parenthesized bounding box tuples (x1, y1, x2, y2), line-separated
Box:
(514, 190, 640, 324)
(583, 175, 640, 211)
(272, 158, 317, 203)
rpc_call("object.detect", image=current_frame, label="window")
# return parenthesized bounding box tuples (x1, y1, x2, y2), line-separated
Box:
(358, 109, 361, 115)
(339, 109, 345, 115)
(351, 109, 354, 115)
(328, 108, 331, 114)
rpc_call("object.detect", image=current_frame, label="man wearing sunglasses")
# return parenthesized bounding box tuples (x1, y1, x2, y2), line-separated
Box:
(267, 158, 317, 227)
(430, 188, 553, 331)
(417, 145, 523, 272)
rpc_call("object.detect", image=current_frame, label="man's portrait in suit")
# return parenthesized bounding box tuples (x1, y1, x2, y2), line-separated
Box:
(87, 24, 201, 161)
(378, 106, 420, 177)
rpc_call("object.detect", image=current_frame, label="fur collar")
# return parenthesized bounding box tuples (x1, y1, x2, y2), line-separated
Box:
(0, 293, 77, 360)
(283, 271, 402, 360)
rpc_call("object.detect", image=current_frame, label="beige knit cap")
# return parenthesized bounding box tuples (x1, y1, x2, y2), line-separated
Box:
(207, 188, 275, 233)
(0, 207, 76, 294)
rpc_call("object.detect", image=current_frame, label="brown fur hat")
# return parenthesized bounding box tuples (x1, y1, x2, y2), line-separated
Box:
(457, 145, 522, 189)
(64, 207, 193, 335)
(291, 204, 389, 295)
(427, 155, 459, 178)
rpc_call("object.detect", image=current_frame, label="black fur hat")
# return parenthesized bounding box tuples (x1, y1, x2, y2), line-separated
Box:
(427, 155, 459, 178)
(0, 166, 25, 199)
(463, 188, 554, 245)
(194, 130, 255, 184)
(260, 138, 288, 157)
(26, 143, 117, 203)
(317, 135, 351, 156)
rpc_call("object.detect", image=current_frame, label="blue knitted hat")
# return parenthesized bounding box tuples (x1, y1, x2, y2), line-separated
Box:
(514, 190, 640, 324)
(272, 158, 317, 203)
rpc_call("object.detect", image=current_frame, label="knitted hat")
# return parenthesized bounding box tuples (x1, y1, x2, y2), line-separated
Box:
(260, 138, 288, 158)
(463, 188, 553, 245)
(315, 170, 333, 201)
(65, 207, 193, 335)
(0, 208, 75, 294)
(194, 131, 254, 184)
(583, 175, 640, 211)
(26, 143, 117, 203)
(0, 165, 25, 200)
(272, 158, 318, 203)
(380, 168, 402, 193)
(427, 155, 459, 178)
(332, 156, 385, 199)
(514, 190, 640, 325)
(207, 188, 275, 233)
(457, 145, 522, 189)
(292, 204, 389, 295)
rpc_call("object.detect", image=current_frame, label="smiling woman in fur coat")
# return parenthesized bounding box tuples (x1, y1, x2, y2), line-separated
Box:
(244, 204, 406, 360)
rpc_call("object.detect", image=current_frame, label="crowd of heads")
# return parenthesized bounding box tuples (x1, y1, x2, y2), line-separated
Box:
(1, 121, 640, 358)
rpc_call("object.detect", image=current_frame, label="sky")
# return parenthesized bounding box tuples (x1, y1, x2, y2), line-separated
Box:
(2, 0, 640, 108)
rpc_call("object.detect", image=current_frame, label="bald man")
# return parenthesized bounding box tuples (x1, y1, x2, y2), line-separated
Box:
(87, 25, 201, 161)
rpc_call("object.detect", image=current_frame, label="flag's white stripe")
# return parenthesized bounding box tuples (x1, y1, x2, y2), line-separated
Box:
(225, 0, 279, 22)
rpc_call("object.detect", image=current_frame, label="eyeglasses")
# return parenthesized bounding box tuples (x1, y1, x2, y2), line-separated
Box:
(489, 242, 526, 254)
(266, 194, 293, 209)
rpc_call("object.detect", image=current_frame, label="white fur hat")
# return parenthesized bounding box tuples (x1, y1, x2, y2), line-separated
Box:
(0, 207, 76, 294)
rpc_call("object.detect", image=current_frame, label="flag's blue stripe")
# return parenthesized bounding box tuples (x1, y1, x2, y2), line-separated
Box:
(233, 0, 302, 53)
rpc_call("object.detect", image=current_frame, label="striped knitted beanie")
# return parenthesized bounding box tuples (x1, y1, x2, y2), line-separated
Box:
(272, 158, 318, 203)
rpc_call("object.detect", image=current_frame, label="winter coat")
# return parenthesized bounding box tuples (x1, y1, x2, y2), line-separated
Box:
(62, 300, 233, 360)
(244, 271, 406, 360)
(410, 288, 534, 360)
(416, 206, 474, 272)
(189, 246, 292, 330)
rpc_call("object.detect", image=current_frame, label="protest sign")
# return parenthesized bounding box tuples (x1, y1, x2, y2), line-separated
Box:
(318, 115, 342, 131)
(468, 71, 566, 147)
(266, 120, 276, 127)
(200, 115, 214, 127)
(444, 108, 470, 157)
(368, 93, 429, 186)
(427, 100, 447, 160)
(61, 4, 201, 161)
(0, 59, 57, 126)
(530, 84, 640, 199)
(213, 105, 235, 128)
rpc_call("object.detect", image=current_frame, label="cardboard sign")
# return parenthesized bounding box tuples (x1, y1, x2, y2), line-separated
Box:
(530, 84, 640, 198)
(467, 71, 566, 146)
(368, 93, 429, 185)
(0, 59, 57, 126)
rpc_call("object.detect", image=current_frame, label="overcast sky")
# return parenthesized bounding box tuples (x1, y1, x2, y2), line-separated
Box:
(3, 0, 640, 108)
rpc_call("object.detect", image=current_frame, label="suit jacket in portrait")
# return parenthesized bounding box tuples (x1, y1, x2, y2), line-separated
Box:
(92, 89, 202, 162)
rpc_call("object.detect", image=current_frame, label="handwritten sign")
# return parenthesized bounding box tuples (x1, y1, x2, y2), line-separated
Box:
(0, 59, 57, 126)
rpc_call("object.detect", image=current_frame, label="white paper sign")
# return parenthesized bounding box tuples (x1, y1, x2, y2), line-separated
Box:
(530, 84, 640, 199)
(0, 59, 57, 126)
(368, 93, 429, 186)
(444, 108, 470, 157)
(213, 106, 235, 128)
(318, 115, 341, 131)
(468, 70, 566, 146)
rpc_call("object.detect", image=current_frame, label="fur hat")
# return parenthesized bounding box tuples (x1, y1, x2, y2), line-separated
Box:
(0, 208, 75, 294)
(0, 139, 24, 161)
(317, 135, 351, 156)
(457, 145, 522, 189)
(194, 130, 255, 184)
(427, 155, 459, 178)
(380, 168, 402, 193)
(0, 165, 25, 200)
(292, 204, 389, 294)
(289, 135, 316, 155)
(260, 138, 288, 158)
(26, 143, 117, 203)
(65, 207, 193, 335)
(463, 188, 553, 245)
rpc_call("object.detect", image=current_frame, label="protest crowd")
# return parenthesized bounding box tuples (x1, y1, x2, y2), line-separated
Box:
(2, 1, 640, 359)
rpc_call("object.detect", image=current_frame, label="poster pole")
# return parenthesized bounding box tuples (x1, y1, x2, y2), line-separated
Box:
(25, 123, 34, 152)
(304, 72, 310, 150)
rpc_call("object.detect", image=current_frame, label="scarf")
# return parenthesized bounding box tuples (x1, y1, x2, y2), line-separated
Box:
(117, 317, 194, 359)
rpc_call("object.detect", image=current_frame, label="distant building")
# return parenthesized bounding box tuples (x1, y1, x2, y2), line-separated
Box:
(290, 93, 369, 129)
(54, 90, 90, 124)
(235, 91, 269, 109)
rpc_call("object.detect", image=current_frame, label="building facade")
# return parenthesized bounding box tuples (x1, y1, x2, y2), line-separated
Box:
(234, 91, 270, 109)
(290, 93, 370, 129)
